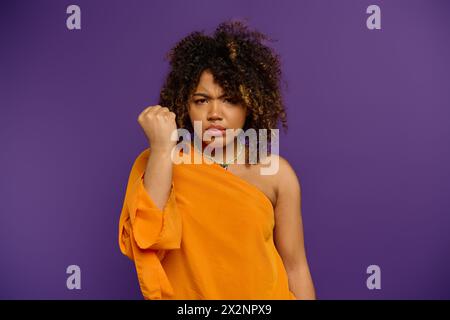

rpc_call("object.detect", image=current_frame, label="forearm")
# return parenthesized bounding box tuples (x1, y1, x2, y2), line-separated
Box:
(143, 148, 173, 211)
(286, 264, 316, 300)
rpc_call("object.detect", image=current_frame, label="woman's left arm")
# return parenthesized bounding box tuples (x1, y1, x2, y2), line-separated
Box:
(273, 156, 316, 300)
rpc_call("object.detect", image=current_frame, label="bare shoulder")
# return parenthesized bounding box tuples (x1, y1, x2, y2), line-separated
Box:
(260, 153, 299, 182)
(260, 153, 301, 205)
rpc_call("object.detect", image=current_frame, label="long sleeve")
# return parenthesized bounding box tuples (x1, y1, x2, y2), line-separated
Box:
(118, 148, 182, 299)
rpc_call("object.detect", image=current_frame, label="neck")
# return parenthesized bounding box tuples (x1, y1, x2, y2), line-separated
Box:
(194, 137, 245, 165)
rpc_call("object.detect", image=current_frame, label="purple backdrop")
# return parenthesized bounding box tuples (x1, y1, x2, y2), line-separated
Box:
(1, 0, 449, 299)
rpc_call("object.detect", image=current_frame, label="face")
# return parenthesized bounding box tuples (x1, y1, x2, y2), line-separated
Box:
(188, 70, 248, 149)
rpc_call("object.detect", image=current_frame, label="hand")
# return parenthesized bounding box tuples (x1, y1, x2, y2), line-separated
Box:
(137, 105, 178, 153)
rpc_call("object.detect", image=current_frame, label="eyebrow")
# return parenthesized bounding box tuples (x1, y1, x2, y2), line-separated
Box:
(192, 92, 228, 99)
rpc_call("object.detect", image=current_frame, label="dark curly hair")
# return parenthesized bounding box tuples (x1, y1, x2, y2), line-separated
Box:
(158, 20, 288, 162)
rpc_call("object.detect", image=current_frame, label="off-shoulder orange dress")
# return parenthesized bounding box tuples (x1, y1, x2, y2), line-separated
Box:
(118, 143, 296, 300)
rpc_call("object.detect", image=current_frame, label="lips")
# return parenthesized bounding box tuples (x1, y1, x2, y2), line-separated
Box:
(205, 128, 225, 136)
(206, 124, 226, 131)
(205, 125, 226, 136)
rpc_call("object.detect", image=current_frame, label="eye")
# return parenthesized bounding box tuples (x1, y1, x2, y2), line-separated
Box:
(194, 98, 208, 105)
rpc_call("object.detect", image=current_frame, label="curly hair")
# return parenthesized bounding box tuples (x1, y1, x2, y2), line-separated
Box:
(158, 20, 288, 162)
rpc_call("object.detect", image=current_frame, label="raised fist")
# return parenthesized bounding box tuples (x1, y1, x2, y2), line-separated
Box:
(137, 105, 178, 153)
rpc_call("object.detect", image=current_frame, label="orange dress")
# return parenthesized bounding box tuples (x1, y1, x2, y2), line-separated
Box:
(118, 143, 296, 300)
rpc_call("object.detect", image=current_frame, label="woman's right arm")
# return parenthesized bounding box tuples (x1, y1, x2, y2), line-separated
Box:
(143, 149, 173, 211)
(119, 105, 181, 254)
(117, 105, 181, 299)
(138, 105, 178, 211)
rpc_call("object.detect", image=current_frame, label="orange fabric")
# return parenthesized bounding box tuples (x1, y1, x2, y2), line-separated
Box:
(118, 143, 297, 300)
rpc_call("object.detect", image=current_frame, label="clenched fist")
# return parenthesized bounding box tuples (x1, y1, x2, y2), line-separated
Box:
(137, 105, 178, 153)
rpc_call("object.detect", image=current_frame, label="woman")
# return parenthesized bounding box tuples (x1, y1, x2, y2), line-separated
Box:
(118, 21, 316, 300)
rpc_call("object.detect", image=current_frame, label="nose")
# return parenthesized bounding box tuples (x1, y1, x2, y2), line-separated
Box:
(207, 100, 223, 122)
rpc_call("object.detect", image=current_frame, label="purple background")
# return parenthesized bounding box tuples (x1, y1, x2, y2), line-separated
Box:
(1, 0, 449, 299)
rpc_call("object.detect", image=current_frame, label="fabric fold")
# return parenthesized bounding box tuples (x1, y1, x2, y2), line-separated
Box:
(118, 148, 181, 299)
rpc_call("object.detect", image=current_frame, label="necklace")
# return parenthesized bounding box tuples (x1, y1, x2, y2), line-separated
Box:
(193, 140, 245, 170)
